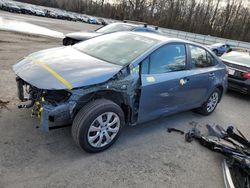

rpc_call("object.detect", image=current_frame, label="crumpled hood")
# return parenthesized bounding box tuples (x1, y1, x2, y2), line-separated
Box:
(65, 32, 102, 41)
(13, 46, 122, 90)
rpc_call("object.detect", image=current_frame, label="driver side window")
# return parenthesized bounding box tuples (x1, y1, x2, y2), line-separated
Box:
(141, 44, 186, 74)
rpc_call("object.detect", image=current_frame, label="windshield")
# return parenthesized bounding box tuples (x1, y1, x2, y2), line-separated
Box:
(96, 23, 135, 33)
(74, 33, 160, 66)
(222, 52, 250, 66)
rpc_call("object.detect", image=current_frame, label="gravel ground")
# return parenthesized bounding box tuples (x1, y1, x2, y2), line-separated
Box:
(0, 10, 249, 188)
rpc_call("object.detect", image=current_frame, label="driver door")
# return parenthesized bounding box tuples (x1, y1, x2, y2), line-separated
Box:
(137, 43, 192, 123)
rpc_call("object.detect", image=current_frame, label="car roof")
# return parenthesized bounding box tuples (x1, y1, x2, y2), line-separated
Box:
(110, 22, 137, 27)
(112, 22, 158, 31)
(132, 31, 198, 44)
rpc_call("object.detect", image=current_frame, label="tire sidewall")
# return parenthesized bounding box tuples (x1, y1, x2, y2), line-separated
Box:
(78, 103, 124, 153)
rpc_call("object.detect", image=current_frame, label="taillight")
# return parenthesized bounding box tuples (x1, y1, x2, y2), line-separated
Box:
(243, 72, 250, 79)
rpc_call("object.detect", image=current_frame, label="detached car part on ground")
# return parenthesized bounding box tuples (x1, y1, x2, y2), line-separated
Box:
(221, 51, 250, 95)
(13, 32, 227, 153)
(63, 22, 160, 46)
(184, 124, 250, 188)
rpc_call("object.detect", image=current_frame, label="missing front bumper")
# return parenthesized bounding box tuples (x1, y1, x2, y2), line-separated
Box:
(36, 101, 76, 132)
(16, 77, 76, 132)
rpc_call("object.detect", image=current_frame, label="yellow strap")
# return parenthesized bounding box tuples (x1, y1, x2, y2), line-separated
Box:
(27, 57, 73, 90)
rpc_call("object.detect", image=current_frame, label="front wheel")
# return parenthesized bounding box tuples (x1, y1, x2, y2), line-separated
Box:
(72, 99, 125, 153)
(196, 88, 221, 115)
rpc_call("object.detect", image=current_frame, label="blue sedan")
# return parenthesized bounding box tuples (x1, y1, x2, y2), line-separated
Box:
(13, 32, 228, 152)
(208, 43, 232, 56)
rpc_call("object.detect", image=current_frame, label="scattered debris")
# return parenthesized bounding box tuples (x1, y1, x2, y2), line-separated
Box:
(186, 124, 249, 188)
(167, 123, 250, 188)
(167, 128, 185, 135)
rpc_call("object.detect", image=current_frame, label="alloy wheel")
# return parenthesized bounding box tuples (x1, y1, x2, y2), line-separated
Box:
(87, 112, 120, 148)
(206, 92, 219, 113)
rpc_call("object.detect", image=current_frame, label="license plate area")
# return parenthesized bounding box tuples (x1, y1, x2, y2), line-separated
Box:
(228, 68, 235, 75)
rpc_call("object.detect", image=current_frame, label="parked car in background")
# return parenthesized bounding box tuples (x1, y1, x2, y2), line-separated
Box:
(221, 51, 250, 95)
(45, 10, 57, 18)
(0, 0, 6, 9)
(0, 0, 105, 25)
(18, 4, 33, 14)
(97, 18, 108, 25)
(63, 21, 160, 45)
(3, 2, 21, 13)
(88, 17, 97, 24)
(32, 7, 45, 16)
(14, 32, 227, 152)
(80, 15, 89, 23)
(208, 43, 232, 56)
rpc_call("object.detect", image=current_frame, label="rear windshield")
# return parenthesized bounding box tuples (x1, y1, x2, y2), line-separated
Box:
(74, 33, 160, 66)
(222, 52, 250, 66)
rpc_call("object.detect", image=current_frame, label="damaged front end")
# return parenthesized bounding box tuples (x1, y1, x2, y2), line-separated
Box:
(15, 65, 141, 132)
(16, 77, 77, 132)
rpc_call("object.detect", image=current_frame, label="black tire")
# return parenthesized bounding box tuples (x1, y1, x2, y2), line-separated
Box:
(72, 99, 125, 153)
(62, 38, 71, 46)
(63, 37, 79, 46)
(196, 88, 221, 115)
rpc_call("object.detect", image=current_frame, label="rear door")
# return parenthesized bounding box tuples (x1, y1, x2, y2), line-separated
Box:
(184, 44, 218, 105)
(137, 43, 194, 123)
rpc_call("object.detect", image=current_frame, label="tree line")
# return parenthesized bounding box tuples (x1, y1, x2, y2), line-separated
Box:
(17, 0, 250, 42)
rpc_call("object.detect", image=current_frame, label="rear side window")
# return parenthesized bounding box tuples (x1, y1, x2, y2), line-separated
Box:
(147, 44, 186, 74)
(189, 45, 214, 68)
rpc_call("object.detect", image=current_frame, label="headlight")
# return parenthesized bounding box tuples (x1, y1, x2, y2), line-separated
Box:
(43, 90, 71, 104)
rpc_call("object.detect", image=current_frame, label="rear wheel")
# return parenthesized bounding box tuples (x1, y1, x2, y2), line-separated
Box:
(213, 49, 218, 55)
(72, 99, 125, 153)
(196, 88, 221, 115)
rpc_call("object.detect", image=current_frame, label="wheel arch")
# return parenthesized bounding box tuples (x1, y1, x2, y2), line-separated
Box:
(216, 85, 224, 102)
(204, 85, 224, 104)
(74, 90, 132, 123)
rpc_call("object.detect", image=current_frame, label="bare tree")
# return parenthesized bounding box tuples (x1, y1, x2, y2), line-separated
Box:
(15, 0, 250, 42)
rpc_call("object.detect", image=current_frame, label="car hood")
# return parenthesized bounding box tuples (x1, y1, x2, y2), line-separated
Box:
(65, 32, 102, 40)
(13, 46, 123, 90)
